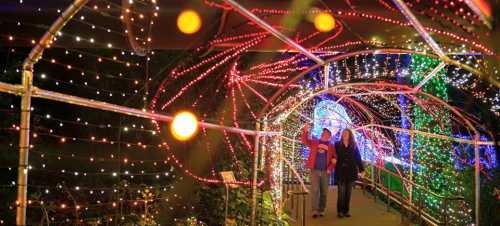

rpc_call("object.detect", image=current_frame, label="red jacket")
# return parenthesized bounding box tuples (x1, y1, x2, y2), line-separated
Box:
(301, 128, 336, 173)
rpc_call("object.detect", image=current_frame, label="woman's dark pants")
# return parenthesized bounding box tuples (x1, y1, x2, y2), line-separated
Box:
(337, 180, 353, 214)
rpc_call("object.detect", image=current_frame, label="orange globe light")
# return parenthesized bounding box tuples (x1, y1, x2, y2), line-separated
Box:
(170, 111, 198, 141)
(177, 10, 202, 34)
(314, 12, 335, 32)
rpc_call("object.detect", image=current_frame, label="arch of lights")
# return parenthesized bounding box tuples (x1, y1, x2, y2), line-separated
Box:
(261, 79, 497, 224)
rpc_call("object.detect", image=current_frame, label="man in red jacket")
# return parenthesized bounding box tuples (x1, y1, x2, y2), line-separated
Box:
(301, 123, 336, 218)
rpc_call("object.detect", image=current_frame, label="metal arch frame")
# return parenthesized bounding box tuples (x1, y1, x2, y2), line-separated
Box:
(223, 0, 325, 65)
(257, 48, 415, 118)
(222, 1, 490, 224)
(391, 0, 447, 59)
(263, 81, 490, 226)
(267, 82, 481, 138)
(256, 48, 488, 118)
(17, 1, 90, 225)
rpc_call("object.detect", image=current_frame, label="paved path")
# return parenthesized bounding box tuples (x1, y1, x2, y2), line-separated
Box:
(287, 185, 406, 226)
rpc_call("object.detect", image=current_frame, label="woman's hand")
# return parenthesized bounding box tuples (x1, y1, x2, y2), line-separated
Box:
(331, 158, 337, 164)
(358, 171, 365, 178)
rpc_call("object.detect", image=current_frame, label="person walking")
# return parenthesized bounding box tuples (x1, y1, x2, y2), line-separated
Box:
(301, 123, 336, 218)
(334, 128, 364, 218)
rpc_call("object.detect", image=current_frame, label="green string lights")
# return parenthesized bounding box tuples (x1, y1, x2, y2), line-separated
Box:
(411, 54, 471, 225)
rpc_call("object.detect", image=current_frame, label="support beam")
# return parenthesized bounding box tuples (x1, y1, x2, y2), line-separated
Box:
(17, 1, 89, 225)
(0, 82, 23, 95)
(354, 124, 497, 145)
(0, 81, 282, 137)
(413, 62, 447, 91)
(474, 134, 480, 226)
(30, 87, 279, 136)
(323, 62, 330, 89)
(250, 122, 260, 226)
(464, 0, 492, 29)
(391, 0, 446, 58)
(16, 69, 33, 226)
(408, 129, 414, 204)
(223, 0, 325, 65)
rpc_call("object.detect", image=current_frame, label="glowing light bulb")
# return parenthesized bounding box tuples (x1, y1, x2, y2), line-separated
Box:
(177, 10, 202, 34)
(170, 111, 198, 141)
(314, 12, 335, 32)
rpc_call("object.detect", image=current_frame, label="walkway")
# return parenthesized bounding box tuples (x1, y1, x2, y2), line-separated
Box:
(287, 185, 406, 226)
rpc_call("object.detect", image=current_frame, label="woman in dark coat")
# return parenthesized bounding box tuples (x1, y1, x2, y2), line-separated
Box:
(334, 128, 364, 218)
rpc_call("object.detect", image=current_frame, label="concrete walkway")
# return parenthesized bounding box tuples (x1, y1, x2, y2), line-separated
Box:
(287, 186, 406, 226)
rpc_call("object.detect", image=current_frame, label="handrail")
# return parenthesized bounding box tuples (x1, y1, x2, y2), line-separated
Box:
(279, 160, 466, 226)
(364, 161, 464, 200)
(281, 156, 309, 194)
(281, 159, 308, 226)
(361, 162, 466, 226)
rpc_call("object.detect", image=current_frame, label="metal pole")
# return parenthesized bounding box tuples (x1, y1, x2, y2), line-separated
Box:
(464, 0, 492, 28)
(413, 62, 446, 91)
(391, 0, 446, 58)
(387, 178, 391, 211)
(260, 118, 269, 170)
(17, 1, 89, 225)
(355, 124, 493, 145)
(474, 134, 480, 226)
(250, 121, 260, 226)
(278, 126, 284, 217)
(223, 0, 325, 65)
(0, 82, 23, 95)
(372, 164, 376, 202)
(0, 81, 281, 137)
(16, 69, 32, 226)
(409, 129, 414, 204)
(443, 198, 448, 226)
(29, 87, 280, 137)
(302, 194, 306, 226)
(225, 185, 229, 225)
(323, 63, 330, 89)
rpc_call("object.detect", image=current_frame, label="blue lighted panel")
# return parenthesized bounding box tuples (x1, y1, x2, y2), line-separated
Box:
(302, 99, 375, 162)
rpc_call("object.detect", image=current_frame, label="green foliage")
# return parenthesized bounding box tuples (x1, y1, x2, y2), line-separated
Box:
(194, 183, 289, 226)
(259, 191, 289, 226)
(462, 167, 500, 226)
(192, 139, 289, 225)
(411, 54, 470, 225)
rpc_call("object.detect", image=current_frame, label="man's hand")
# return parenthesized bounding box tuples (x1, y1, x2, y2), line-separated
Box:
(331, 158, 337, 165)
(303, 123, 311, 131)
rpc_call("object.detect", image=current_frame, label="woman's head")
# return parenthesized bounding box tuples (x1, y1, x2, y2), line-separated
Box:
(341, 129, 356, 146)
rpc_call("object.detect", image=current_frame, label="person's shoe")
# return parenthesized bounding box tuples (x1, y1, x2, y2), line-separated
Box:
(337, 213, 344, 218)
(319, 212, 325, 217)
(344, 213, 351, 217)
(312, 213, 318, 218)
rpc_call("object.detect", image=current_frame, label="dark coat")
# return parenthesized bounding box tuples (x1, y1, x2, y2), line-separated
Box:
(334, 141, 364, 183)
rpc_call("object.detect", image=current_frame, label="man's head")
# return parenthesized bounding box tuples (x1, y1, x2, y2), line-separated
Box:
(320, 128, 332, 141)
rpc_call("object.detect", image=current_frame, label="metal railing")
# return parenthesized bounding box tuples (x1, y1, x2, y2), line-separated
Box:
(282, 159, 309, 226)
(360, 162, 466, 226)
(280, 160, 466, 226)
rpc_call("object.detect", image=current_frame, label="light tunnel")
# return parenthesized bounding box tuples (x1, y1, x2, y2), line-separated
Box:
(0, 1, 499, 226)
(260, 53, 497, 225)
